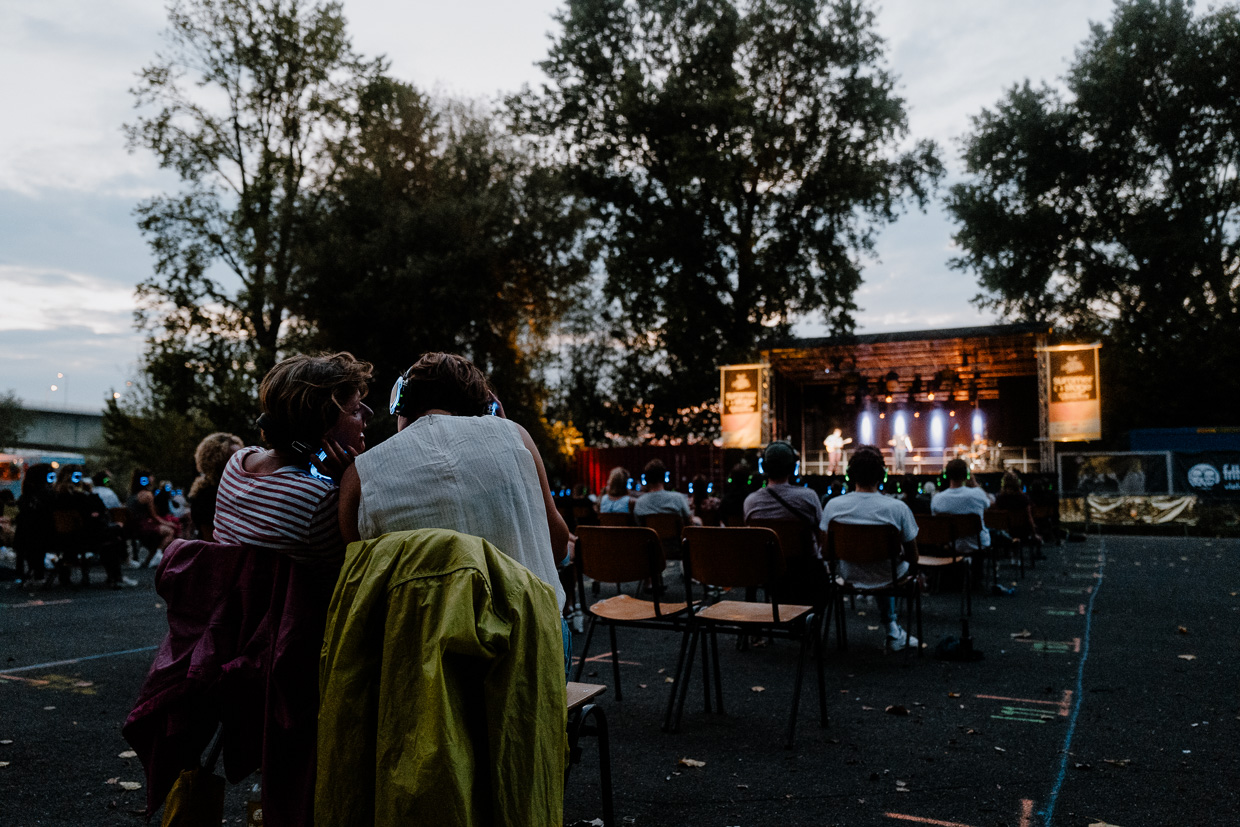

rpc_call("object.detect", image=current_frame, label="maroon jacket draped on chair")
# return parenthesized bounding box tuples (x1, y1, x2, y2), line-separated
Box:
(123, 539, 339, 826)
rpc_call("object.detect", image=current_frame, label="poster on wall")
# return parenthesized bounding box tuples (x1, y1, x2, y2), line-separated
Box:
(720, 364, 765, 449)
(1172, 451, 1240, 498)
(1044, 343, 1102, 442)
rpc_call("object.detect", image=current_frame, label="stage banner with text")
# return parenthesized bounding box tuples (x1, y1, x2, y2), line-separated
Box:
(1172, 451, 1240, 499)
(1044, 344, 1102, 442)
(720, 364, 765, 449)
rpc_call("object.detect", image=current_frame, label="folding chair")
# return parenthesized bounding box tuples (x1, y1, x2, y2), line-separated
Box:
(824, 521, 922, 656)
(664, 527, 827, 748)
(573, 526, 695, 701)
(566, 682, 614, 827)
(914, 514, 972, 618)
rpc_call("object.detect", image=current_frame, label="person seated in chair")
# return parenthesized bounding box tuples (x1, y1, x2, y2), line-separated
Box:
(743, 441, 822, 545)
(930, 458, 992, 553)
(819, 445, 919, 652)
(632, 458, 694, 524)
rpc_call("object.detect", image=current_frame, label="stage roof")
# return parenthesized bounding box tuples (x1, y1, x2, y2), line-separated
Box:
(761, 322, 1053, 397)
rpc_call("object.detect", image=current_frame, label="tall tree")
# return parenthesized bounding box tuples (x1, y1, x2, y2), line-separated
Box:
(296, 80, 595, 456)
(0, 391, 34, 450)
(948, 0, 1240, 433)
(127, 0, 385, 427)
(515, 0, 941, 442)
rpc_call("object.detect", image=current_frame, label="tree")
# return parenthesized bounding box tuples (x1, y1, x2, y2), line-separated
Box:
(0, 391, 34, 450)
(514, 0, 941, 442)
(947, 0, 1240, 433)
(295, 80, 595, 458)
(127, 0, 385, 427)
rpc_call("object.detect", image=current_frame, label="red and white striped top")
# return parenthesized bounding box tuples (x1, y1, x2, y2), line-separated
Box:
(213, 447, 342, 564)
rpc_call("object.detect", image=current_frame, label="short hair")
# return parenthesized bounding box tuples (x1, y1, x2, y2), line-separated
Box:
(846, 445, 886, 487)
(605, 466, 630, 497)
(194, 432, 244, 483)
(944, 458, 970, 483)
(130, 469, 153, 496)
(259, 352, 373, 452)
(1000, 469, 1022, 493)
(643, 458, 667, 484)
(762, 441, 798, 479)
(397, 352, 492, 418)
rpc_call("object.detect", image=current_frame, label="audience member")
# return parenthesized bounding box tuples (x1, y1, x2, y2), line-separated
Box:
(820, 445, 920, 651)
(127, 470, 179, 568)
(597, 466, 636, 515)
(930, 459, 992, 552)
(189, 432, 243, 541)
(92, 470, 123, 510)
(744, 441, 822, 534)
(633, 458, 694, 524)
(689, 474, 722, 526)
(214, 352, 372, 566)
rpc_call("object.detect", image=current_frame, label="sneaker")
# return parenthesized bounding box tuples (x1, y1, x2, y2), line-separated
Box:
(111, 577, 139, 589)
(886, 627, 919, 652)
(126, 558, 142, 569)
(568, 607, 586, 634)
(991, 583, 1016, 596)
(147, 550, 163, 569)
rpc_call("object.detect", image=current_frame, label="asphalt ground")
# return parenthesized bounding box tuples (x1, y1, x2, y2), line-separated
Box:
(1, 534, 1236, 827)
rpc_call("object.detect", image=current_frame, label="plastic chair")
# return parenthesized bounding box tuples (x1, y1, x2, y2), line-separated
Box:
(824, 521, 922, 656)
(664, 527, 827, 748)
(573, 526, 695, 701)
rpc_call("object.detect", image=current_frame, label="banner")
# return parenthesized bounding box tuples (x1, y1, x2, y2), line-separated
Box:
(1172, 451, 1240, 499)
(1044, 344, 1101, 441)
(1058, 451, 1171, 495)
(720, 364, 765, 449)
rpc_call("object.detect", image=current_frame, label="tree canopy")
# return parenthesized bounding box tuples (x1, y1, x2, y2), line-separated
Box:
(514, 0, 941, 442)
(948, 0, 1240, 431)
(0, 391, 34, 450)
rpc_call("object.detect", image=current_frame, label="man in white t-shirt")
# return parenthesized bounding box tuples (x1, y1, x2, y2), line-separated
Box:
(820, 445, 919, 651)
(929, 459, 992, 552)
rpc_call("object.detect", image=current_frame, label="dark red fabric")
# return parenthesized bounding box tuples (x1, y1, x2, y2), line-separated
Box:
(122, 539, 338, 826)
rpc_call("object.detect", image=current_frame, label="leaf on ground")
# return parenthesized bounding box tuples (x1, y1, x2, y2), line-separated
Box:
(118, 781, 142, 791)
(678, 758, 706, 768)
(736, 784, 749, 789)
(0, 762, 9, 768)
(856, 611, 866, 617)
(947, 692, 961, 698)
(118, 750, 137, 759)
(42, 706, 55, 711)
(1102, 759, 1131, 767)
(664, 677, 675, 683)
(1178, 654, 1197, 661)
(751, 686, 765, 693)
(867, 625, 880, 631)
(861, 705, 875, 711)
(1176, 626, 1188, 634)
(73, 681, 93, 688)
(884, 705, 910, 716)
(638, 684, 647, 689)
(105, 777, 119, 785)
(1010, 630, 1032, 638)
(0, 740, 12, 745)
(1088, 821, 1124, 826)
(1073, 762, 1092, 770)
(994, 746, 1005, 752)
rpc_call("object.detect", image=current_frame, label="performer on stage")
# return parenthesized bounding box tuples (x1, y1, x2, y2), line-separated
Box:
(824, 428, 852, 476)
(888, 432, 912, 474)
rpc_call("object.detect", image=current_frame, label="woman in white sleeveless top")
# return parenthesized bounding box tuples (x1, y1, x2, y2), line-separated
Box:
(338, 353, 569, 610)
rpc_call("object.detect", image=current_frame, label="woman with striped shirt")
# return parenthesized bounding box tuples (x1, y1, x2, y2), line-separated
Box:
(214, 352, 374, 564)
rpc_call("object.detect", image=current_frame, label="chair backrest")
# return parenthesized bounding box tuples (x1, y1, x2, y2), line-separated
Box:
(598, 512, 635, 528)
(914, 514, 955, 549)
(639, 512, 683, 542)
(983, 509, 1013, 532)
(575, 526, 665, 585)
(745, 518, 815, 562)
(681, 526, 783, 590)
(570, 502, 596, 527)
(109, 507, 130, 527)
(722, 513, 744, 527)
(946, 512, 983, 546)
(52, 509, 83, 535)
(825, 521, 902, 571)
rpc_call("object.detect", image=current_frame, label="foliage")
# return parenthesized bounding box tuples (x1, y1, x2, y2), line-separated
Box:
(127, 0, 386, 425)
(100, 375, 222, 488)
(514, 0, 942, 442)
(948, 0, 1240, 431)
(296, 80, 595, 456)
(0, 391, 34, 449)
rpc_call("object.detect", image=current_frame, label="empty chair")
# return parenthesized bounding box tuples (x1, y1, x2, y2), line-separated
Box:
(573, 526, 695, 700)
(665, 526, 826, 748)
(914, 513, 972, 618)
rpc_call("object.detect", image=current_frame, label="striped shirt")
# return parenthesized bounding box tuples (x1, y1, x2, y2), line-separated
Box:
(213, 446, 343, 564)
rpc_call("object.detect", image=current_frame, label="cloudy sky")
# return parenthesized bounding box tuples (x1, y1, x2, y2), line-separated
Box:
(0, 0, 1116, 412)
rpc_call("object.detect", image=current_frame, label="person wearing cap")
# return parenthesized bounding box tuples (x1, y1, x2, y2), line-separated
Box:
(743, 441, 823, 539)
(820, 445, 920, 652)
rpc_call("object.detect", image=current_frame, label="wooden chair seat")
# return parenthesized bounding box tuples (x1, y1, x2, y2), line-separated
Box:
(589, 593, 692, 622)
(565, 682, 613, 826)
(567, 681, 607, 712)
(697, 599, 812, 625)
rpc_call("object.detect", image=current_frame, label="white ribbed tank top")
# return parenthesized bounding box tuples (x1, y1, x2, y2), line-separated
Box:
(354, 414, 565, 608)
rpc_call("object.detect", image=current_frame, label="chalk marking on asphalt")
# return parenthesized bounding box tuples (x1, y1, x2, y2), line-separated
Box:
(991, 706, 1058, 724)
(1020, 798, 1033, 827)
(573, 652, 641, 666)
(0, 674, 51, 686)
(1012, 637, 1081, 654)
(1067, 572, 1101, 580)
(0, 599, 74, 609)
(976, 691, 1072, 716)
(1043, 608, 1075, 617)
(1040, 536, 1106, 827)
(0, 645, 158, 675)
(883, 814, 980, 827)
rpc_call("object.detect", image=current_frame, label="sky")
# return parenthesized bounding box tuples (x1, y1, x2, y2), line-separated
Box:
(0, 0, 1117, 412)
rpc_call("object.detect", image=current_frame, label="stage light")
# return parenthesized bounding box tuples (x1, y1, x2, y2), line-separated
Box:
(885, 395, 893, 403)
(949, 410, 956, 417)
(860, 411, 874, 445)
(930, 410, 946, 447)
(913, 411, 920, 418)
(879, 412, 886, 419)
(894, 412, 907, 436)
(927, 392, 935, 401)
(972, 409, 985, 438)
